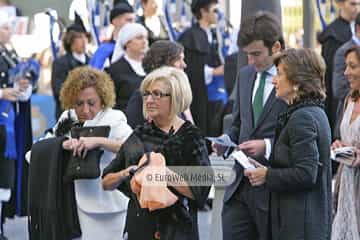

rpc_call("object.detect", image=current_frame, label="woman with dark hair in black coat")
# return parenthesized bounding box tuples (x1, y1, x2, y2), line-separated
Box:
(245, 48, 332, 240)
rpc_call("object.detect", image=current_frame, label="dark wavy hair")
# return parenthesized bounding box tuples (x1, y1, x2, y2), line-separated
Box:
(238, 11, 285, 52)
(191, 0, 218, 20)
(344, 45, 360, 101)
(274, 48, 326, 102)
(62, 30, 91, 53)
(142, 40, 184, 73)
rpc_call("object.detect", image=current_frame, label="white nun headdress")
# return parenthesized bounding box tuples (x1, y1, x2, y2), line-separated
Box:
(111, 22, 148, 63)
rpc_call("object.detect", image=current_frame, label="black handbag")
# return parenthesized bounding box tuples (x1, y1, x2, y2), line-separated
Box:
(63, 125, 110, 182)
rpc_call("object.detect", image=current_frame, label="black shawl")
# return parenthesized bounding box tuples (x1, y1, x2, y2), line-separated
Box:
(28, 137, 81, 240)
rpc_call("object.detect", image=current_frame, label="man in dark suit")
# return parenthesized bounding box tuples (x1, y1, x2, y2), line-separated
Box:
(213, 11, 287, 240)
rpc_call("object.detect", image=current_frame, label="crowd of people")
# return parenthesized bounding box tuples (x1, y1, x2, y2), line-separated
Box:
(0, 0, 359, 239)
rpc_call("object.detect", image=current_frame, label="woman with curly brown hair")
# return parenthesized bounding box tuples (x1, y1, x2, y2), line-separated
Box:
(55, 66, 133, 240)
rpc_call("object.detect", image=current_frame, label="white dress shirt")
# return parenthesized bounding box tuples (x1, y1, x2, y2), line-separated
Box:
(74, 108, 132, 213)
(53, 108, 133, 214)
(251, 65, 277, 159)
(251, 65, 276, 105)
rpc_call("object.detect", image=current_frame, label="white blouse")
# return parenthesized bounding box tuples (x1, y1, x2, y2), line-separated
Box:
(57, 108, 133, 213)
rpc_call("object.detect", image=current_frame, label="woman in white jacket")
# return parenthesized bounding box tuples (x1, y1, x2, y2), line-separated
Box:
(55, 66, 133, 240)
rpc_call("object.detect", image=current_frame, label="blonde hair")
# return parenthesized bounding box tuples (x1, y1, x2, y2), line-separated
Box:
(60, 66, 116, 109)
(140, 66, 192, 119)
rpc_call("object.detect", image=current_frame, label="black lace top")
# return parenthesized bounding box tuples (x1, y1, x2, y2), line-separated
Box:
(103, 120, 210, 240)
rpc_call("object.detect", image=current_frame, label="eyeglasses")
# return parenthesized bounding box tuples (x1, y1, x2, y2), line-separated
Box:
(142, 90, 171, 100)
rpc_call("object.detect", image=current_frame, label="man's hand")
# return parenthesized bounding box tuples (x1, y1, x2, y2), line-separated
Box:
(2, 88, 19, 101)
(239, 140, 266, 157)
(211, 134, 228, 156)
(212, 142, 227, 156)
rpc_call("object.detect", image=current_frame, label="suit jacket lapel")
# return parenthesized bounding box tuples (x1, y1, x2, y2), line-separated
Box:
(247, 70, 257, 129)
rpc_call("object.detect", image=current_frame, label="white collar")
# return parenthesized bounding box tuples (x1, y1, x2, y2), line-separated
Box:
(258, 65, 277, 80)
(83, 109, 107, 126)
(72, 52, 86, 64)
(203, 27, 212, 44)
(264, 65, 277, 77)
(124, 54, 146, 76)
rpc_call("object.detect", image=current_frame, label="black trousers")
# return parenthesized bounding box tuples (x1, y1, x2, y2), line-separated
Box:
(0, 125, 14, 189)
(222, 180, 270, 240)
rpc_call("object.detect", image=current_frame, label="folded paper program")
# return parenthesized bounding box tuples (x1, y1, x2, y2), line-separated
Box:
(330, 146, 357, 166)
(206, 135, 238, 147)
(230, 150, 256, 169)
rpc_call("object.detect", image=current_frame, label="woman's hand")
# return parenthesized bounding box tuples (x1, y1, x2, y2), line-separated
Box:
(331, 139, 349, 149)
(74, 137, 101, 158)
(244, 159, 268, 186)
(62, 138, 79, 150)
(123, 165, 138, 177)
(102, 165, 138, 191)
(130, 179, 141, 194)
(63, 137, 101, 157)
(352, 148, 360, 168)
